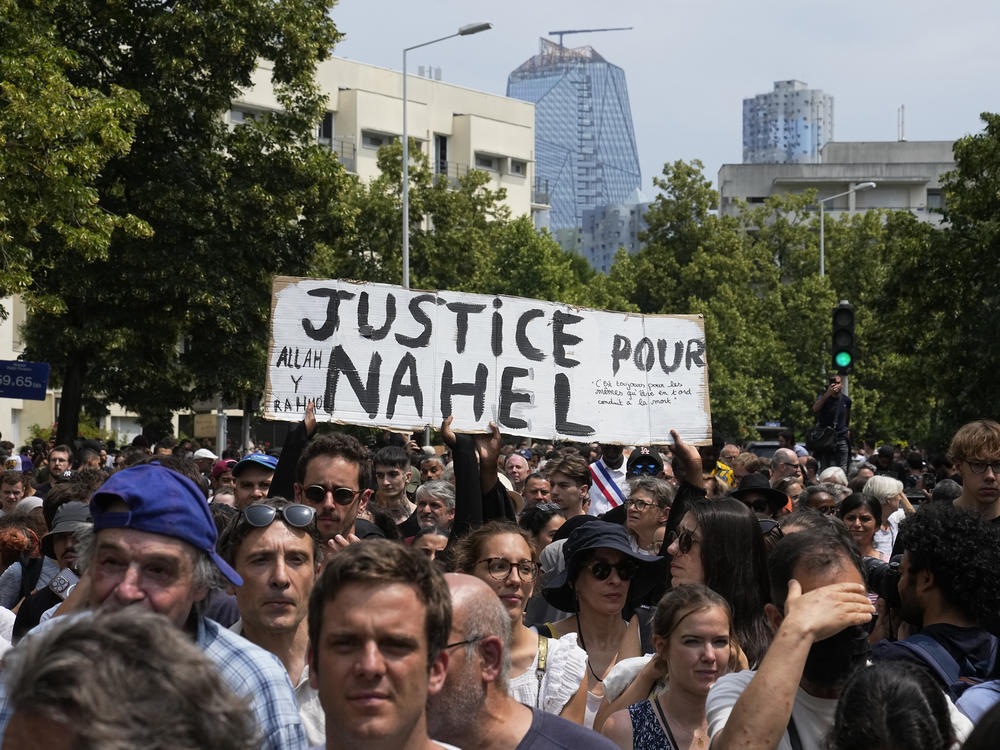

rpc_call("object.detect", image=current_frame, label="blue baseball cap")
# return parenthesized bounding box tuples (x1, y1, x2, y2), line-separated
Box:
(231, 452, 278, 477)
(90, 463, 242, 587)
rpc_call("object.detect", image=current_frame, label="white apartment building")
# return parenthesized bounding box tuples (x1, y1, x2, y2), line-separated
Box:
(232, 56, 548, 224)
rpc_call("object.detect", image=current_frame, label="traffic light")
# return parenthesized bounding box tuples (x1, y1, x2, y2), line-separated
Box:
(831, 301, 855, 374)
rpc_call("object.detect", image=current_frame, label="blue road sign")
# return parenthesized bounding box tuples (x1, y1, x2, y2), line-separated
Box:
(0, 360, 50, 400)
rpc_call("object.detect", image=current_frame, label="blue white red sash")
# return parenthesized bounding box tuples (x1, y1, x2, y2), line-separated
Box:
(590, 460, 626, 509)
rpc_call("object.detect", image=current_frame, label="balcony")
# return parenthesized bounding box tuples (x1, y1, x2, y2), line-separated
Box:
(319, 136, 356, 173)
(435, 160, 471, 188)
(532, 177, 550, 206)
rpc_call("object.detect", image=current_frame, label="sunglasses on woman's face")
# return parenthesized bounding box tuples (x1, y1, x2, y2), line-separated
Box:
(586, 558, 639, 581)
(671, 527, 700, 555)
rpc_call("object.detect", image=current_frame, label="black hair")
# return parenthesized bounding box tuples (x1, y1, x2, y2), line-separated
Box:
(897, 502, 1000, 625)
(688, 498, 772, 667)
(372, 446, 410, 471)
(837, 492, 882, 527)
(962, 700, 1000, 750)
(828, 661, 954, 750)
(518, 504, 564, 538)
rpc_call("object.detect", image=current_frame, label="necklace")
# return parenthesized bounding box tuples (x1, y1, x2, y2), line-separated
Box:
(575, 613, 619, 683)
(654, 694, 707, 748)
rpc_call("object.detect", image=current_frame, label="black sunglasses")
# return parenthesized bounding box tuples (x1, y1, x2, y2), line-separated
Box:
(586, 558, 640, 581)
(672, 527, 700, 555)
(241, 503, 316, 528)
(628, 462, 660, 476)
(303, 485, 360, 506)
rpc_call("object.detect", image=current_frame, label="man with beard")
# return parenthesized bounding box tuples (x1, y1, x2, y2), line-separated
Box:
(426, 573, 616, 749)
(707, 524, 874, 750)
(870, 502, 1000, 691)
(293, 434, 373, 550)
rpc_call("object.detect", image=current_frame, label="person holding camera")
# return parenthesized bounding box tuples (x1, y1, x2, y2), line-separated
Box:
(869, 502, 1000, 697)
(810, 375, 851, 474)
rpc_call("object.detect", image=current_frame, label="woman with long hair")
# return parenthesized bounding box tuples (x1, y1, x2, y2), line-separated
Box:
(456, 521, 588, 720)
(600, 585, 736, 749)
(666, 497, 771, 668)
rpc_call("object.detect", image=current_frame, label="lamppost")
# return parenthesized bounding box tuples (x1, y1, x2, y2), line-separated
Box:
(818, 181, 875, 277)
(402, 22, 492, 289)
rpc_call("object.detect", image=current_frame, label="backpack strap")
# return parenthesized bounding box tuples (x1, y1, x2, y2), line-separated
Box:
(894, 634, 962, 686)
(535, 634, 549, 708)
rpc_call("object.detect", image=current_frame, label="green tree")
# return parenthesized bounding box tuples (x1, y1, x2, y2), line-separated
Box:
(19, 0, 349, 443)
(0, 0, 148, 308)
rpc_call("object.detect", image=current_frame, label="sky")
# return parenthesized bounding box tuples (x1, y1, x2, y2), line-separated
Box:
(328, 0, 1000, 196)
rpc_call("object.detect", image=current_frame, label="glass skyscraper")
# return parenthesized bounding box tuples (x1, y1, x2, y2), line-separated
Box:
(507, 39, 641, 231)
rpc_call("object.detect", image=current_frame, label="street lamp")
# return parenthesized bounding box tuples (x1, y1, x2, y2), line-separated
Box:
(402, 22, 492, 289)
(819, 181, 876, 277)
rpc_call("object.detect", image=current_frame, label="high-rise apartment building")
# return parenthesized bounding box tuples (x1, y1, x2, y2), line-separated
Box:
(743, 80, 833, 164)
(507, 38, 641, 230)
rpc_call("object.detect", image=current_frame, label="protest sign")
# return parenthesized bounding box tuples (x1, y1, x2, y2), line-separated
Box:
(265, 277, 712, 444)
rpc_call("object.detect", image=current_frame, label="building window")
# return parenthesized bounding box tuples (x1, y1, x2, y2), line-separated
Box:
(509, 159, 527, 177)
(927, 189, 945, 211)
(362, 130, 395, 150)
(318, 112, 334, 143)
(475, 153, 498, 171)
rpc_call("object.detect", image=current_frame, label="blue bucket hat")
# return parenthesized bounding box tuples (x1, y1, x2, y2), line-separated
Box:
(542, 520, 666, 613)
(90, 463, 242, 586)
(232, 452, 278, 477)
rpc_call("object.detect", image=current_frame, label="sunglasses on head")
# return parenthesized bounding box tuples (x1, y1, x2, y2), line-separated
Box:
(586, 558, 640, 581)
(302, 485, 360, 506)
(241, 503, 316, 529)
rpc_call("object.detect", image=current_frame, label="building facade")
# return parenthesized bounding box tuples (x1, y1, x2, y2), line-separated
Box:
(718, 140, 955, 224)
(233, 57, 547, 224)
(743, 80, 834, 164)
(507, 39, 641, 231)
(576, 188, 651, 273)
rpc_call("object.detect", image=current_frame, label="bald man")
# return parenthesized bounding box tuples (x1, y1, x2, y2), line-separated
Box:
(427, 574, 615, 749)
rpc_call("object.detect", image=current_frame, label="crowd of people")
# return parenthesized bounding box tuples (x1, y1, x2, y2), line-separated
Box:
(0, 410, 997, 750)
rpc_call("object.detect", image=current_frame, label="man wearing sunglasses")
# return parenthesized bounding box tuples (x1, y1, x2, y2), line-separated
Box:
(293, 433, 373, 546)
(0, 463, 309, 749)
(219, 499, 325, 746)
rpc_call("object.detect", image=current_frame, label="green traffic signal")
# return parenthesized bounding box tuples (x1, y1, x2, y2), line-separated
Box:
(835, 351, 853, 368)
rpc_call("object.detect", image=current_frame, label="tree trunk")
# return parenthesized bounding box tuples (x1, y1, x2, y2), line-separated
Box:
(55, 354, 87, 445)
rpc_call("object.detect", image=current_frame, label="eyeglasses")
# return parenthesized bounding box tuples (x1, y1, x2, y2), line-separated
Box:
(302, 485, 361, 505)
(966, 460, 1000, 475)
(671, 527, 701, 555)
(534, 502, 562, 514)
(445, 636, 484, 650)
(241, 503, 316, 528)
(477, 557, 539, 582)
(586, 558, 640, 581)
(779, 462, 801, 470)
(624, 497, 656, 512)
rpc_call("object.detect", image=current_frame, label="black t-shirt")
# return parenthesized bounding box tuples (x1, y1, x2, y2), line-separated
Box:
(816, 393, 851, 437)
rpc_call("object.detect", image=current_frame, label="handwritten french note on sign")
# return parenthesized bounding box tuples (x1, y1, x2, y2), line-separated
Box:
(265, 277, 711, 444)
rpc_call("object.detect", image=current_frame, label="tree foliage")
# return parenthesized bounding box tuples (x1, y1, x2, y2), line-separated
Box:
(18, 0, 349, 442)
(0, 0, 148, 309)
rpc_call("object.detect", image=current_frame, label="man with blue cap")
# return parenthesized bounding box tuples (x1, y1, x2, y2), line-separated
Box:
(0, 462, 308, 749)
(233, 452, 279, 509)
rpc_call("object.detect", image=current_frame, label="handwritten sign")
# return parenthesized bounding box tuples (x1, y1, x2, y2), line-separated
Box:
(265, 278, 712, 444)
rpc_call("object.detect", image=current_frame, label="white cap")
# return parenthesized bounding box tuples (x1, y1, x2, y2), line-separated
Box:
(193, 448, 218, 461)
